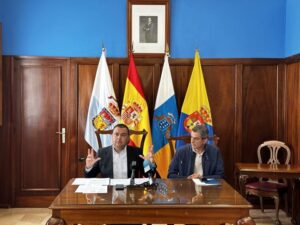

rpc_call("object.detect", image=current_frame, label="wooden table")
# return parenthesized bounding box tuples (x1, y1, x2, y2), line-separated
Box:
(47, 179, 252, 225)
(235, 163, 300, 225)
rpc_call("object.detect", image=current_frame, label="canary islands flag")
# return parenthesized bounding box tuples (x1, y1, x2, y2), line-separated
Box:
(85, 48, 120, 151)
(177, 50, 214, 147)
(152, 54, 178, 178)
(121, 53, 152, 155)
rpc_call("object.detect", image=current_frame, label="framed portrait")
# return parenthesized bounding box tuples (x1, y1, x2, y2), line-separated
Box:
(127, 0, 170, 57)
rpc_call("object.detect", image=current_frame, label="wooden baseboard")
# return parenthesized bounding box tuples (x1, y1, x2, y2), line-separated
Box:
(15, 196, 56, 207)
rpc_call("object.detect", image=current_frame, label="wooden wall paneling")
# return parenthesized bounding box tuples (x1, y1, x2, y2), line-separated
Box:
(172, 65, 193, 109)
(235, 64, 243, 167)
(12, 57, 69, 207)
(62, 58, 78, 185)
(285, 62, 300, 166)
(111, 61, 121, 107)
(241, 64, 283, 163)
(76, 60, 98, 176)
(0, 57, 12, 207)
(202, 65, 237, 185)
(277, 64, 286, 144)
(0, 23, 2, 126)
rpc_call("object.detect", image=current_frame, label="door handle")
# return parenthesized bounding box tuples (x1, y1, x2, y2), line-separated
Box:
(56, 128, 66, 144)
(78, 157, 86, 162)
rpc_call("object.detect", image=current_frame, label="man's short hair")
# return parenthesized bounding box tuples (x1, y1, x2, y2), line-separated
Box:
(192, 125, 209, 138)
(113, 123, 130, 135)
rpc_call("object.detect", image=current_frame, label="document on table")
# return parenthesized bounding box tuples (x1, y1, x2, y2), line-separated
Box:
(110, 179, 131, 186)
(72, 178, 110, 186)
(134, 178, 149, 185)
(109, 178, 149, 186)
(73, 177, 150, 193)
(75, 184, 108, 193)
(73, 178, 110, 193)
(193, 178, 221, 186)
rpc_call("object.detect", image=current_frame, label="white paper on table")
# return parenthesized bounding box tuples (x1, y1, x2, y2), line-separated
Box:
(72, 178, 89, 185)
(134, 178, 149, 185)
(72, 178, 110, 186)
(87, 178, 110, 186)
(75, 184, 108, 193)
(110, 179, 131, 186)
(193, 178, 221, 186)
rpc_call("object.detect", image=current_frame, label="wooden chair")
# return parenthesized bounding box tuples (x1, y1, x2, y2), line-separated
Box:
(95, 128, 148, 151)
(167, 134, 220, 157)
(245, 140, 291, 225)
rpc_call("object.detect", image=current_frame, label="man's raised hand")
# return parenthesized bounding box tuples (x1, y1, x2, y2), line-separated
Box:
(85, 148, 100, 169)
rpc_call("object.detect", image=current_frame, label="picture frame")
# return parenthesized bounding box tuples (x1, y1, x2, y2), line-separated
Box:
(127, 0, 170, 57)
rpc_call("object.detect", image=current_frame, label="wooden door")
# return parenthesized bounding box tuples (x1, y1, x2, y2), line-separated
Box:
(12, 57, 71, 207)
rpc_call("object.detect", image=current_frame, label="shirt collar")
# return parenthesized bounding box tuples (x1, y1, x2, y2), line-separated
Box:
(192, 144, 206, 155)
(113, 145, 127, 154)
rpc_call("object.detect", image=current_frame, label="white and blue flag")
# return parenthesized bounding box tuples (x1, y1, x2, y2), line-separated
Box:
(84, 48, 120, 151)
(152, 53, 178, 178)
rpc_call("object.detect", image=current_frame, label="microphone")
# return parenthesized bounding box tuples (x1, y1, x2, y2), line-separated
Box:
(143, 160, 156, 185)
(130, 161, 137, 186)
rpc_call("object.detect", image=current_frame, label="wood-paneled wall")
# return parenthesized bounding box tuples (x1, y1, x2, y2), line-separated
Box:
(285, 56, 300, 167)
(0, 55, 300, 209)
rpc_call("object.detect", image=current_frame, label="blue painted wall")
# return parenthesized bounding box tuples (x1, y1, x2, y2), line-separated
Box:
(0, 0, 294, 58)
(285, 0, 300, 57)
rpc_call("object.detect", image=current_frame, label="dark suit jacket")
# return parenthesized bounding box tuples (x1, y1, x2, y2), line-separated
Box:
(167, 143, 224, 179)
(84, 145, 144, 178)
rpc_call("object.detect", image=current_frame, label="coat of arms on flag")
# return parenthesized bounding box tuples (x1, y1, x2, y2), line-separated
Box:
(121, 101, 143, 128)
(184, 106, 212, 132)
(92, 96, 120, 130)
(153, 112, 176, 139)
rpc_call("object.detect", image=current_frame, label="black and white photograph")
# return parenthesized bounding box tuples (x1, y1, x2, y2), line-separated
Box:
(139, 16, 158, 43)
(127, 0, 170, 57)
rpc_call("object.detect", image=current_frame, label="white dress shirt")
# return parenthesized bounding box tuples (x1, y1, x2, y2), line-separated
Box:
(112, 146, 128, 179)
(193, 149, 204, 177)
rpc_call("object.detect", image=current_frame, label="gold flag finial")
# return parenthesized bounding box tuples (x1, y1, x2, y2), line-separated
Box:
(165, 43, 170, 56)
(130, 42, 135, 53)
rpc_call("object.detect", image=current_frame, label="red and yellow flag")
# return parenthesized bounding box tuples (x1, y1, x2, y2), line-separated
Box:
(120, 53, 152, 155)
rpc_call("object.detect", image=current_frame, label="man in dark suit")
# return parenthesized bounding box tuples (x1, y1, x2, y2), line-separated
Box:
(168, 124, 224, 179)
(84, 123, 153, 178)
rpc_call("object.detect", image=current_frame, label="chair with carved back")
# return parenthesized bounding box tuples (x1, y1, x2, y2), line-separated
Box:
(245, 140, 291, 225)
(95, 128, 148, 152)
(167, 134, 220, 158)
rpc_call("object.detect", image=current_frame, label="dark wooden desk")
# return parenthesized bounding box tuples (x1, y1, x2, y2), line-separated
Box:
(235, 163, 300, 225)
(47, 179, 252, 225)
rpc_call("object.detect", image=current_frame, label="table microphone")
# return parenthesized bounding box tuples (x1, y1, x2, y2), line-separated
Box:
(143, 160, 156, 185)
(130, 161, 137, 186)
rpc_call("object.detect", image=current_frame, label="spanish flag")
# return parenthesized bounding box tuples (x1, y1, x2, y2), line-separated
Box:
(121, 53, 152, 155)
(176, 50, 214, 148)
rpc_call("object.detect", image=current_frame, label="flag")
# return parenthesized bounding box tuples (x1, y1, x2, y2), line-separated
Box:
(120, 53, 152, 155)
(176, 50, 214, 147)
(84, 48, 120, 151)
(152, 54, 178, 178)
